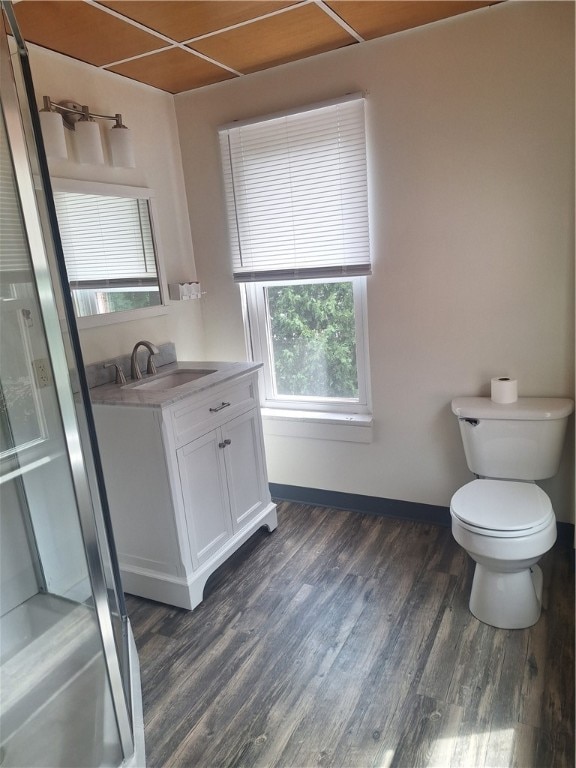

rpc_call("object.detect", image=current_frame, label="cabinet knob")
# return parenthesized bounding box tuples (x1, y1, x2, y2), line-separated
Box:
(218, 438, 232, 449)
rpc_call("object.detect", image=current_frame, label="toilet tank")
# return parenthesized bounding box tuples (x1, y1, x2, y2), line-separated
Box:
(451, 397, 574, 480)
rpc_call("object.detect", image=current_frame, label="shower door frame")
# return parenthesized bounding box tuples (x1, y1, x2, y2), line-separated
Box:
(1, 4, 135, 761)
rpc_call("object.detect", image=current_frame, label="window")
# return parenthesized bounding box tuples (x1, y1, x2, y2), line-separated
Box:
(51, 179, 167, 327)
(219, 94, 372, 419)
(246, 277, 369, 413)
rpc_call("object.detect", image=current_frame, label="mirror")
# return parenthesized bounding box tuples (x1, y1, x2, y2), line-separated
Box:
(51, 179, 167, 326)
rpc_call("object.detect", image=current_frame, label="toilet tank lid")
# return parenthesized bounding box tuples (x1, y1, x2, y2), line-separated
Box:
(451, 397, 574, 420)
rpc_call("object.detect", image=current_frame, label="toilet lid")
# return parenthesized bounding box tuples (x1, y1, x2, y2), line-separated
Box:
(451, 480, 553, 534)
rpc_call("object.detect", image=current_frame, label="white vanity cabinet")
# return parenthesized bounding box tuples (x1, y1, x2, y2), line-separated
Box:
(92, 366, 277, 610)
(175, 404, 269, 566)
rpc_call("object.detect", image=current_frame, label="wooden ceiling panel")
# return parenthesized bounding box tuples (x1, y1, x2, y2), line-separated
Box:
(106, 48, 236, 93)
(326, 1, 497, 40)
(97, 1, 298, 42)
(12, 1, 165, 66)
(189, 3, 356, 75)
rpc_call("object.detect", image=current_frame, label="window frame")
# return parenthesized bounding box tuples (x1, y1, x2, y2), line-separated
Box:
(244, 275, 371, 416)
(49, 178, 168, 329)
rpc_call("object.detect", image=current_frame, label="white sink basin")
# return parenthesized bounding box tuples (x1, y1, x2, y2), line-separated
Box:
(129, 369, 217, 391)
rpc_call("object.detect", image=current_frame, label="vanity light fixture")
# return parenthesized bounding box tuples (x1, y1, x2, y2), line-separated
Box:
(39, 96, 136, 168)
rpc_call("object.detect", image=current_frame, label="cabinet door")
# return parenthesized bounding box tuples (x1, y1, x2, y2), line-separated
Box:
(222, 409, 268, 533)
(177, 430, 232, 566)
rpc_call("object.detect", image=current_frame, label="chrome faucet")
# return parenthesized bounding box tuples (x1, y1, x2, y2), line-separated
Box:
(130, 340, 159, 380)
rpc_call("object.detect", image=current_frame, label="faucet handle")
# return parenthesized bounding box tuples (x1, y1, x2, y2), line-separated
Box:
(104, 361, 127, 386)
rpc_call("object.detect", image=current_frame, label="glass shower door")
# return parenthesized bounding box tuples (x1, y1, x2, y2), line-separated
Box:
(0, 6, 137, 766)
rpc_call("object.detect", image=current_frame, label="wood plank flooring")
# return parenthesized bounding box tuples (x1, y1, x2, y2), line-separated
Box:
(126, 501, 575, 768)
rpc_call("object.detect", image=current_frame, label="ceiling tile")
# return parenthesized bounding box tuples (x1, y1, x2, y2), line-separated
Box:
(97, 1, 298, 43)
(106, 48, 236, 93)
(326, 1, 496, 40)
(12, 1, 166, 67)
(189, 3, 356, 74)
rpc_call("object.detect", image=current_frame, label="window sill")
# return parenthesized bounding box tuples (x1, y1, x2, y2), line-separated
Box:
(261, 408, 373, 443)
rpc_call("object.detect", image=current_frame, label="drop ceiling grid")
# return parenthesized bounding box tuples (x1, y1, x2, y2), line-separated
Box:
(11, 0, 167, 67)
(12, 0, 364, 91)
(95, 0, 307, 45)
(326, 0, 498, 39)
(107, 48, 238, 94)
(188, 4, 358, 76)
(12, 0, 500, 94)
(96, 0, 363, 82)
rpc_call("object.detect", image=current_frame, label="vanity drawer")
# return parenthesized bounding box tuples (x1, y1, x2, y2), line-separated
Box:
(170, 378, 256, 447)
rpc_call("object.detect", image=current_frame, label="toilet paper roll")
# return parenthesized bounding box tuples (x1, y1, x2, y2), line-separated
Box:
(491, 377, 518, 404)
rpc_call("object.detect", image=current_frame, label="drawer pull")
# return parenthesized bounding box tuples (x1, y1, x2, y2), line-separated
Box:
(210, 401, 231, 413)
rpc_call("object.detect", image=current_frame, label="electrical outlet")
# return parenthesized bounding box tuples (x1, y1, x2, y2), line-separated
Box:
(33, 358, 52, 388)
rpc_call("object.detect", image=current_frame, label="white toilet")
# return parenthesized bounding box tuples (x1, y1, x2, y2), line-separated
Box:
(450, 396, 573, 629)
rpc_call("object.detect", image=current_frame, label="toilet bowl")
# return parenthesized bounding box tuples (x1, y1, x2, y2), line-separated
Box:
(450, 479, 556, 629)
(449, 395, 572, 629)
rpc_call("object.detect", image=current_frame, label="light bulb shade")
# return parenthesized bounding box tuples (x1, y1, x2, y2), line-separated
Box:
(109, 125, 135, 168)
(39, 110, 68, 159)
(75, 119, 104, 165)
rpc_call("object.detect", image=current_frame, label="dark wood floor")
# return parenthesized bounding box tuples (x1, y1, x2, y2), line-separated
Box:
(127, 501, 575, 768)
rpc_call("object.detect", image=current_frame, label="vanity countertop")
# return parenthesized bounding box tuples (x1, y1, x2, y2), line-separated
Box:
(89, 361, 262, 409)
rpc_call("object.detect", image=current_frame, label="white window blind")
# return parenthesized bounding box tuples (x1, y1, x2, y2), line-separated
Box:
(219, 94, 371, 282)
(0, 119, 31, 280)
(53, 191, 157, 288)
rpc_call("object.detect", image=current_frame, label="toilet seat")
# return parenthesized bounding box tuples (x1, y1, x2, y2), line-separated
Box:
(450, 479, 554, 538)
